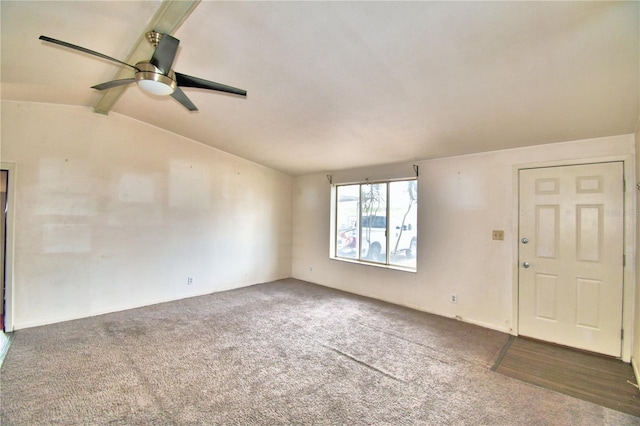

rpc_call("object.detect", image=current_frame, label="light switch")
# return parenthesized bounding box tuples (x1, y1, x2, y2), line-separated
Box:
(492, 230, 504, 240)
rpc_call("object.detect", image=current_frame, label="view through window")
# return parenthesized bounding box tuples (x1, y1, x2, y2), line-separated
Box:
(335, 179, 417, 270)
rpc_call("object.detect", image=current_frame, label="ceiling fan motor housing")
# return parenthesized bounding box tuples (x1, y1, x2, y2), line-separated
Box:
(135, 61, 176, 95)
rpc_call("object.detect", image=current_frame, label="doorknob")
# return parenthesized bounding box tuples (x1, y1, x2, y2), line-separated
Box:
(521, 237, 529, 244)
(522, 262, 530, 268)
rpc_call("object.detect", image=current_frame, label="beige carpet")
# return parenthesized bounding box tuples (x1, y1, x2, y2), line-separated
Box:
(1, 279, 638, 425)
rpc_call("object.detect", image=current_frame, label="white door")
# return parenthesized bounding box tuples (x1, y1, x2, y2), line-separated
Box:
(518, 162, 624, 357)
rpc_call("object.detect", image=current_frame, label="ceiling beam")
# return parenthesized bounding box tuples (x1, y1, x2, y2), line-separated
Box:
(93, 0, 200, 115)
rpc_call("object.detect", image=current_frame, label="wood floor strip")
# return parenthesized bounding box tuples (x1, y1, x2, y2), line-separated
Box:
(494, 337, 640, 417)
(491, 334, 515, 372)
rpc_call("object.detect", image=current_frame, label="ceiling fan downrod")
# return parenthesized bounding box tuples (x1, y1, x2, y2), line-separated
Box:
(146, 31, 163, 48)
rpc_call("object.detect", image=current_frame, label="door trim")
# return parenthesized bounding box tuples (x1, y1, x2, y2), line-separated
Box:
(512, 155, 636, 362)
(1, 163, 16, 332)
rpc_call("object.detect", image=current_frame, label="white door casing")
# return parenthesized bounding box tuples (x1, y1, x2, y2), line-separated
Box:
(0, 162, 16, 332)
(518, 162, 624, 357)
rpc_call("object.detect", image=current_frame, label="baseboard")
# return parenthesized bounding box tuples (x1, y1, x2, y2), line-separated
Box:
(0, 331, 12, 368)
(12, 281, 275, 330)
(304, 279, 512, 334)
(632, 357, 640, 392)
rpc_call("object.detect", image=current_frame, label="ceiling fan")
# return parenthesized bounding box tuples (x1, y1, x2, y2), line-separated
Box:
(39, 31, 247, 111)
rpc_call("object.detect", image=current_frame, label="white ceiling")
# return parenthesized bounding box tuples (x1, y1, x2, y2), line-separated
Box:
(2, 1, 638, 176)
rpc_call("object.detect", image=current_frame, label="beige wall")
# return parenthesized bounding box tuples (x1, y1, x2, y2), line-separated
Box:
(292, 134, 635, 358)
(1, 99, 636, 362)
(0, 101, 292, 329)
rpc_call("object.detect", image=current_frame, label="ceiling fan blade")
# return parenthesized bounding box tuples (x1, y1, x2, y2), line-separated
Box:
(171, 87, 198, 111)
(39, 35, 138, 71)
(150, 34, 179, 75)
(175, 72, 247, 97)
(91, 78, 136, 91)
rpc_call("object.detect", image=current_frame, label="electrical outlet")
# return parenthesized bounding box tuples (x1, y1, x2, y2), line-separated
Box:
(309, 265, 313, 272)
(187, 277, 194, 285)
(492, 230, 504, 240)
(450, 293, 457, 304)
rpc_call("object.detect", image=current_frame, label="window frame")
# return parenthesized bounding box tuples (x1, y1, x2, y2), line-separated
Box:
(331, 178, 417, 272)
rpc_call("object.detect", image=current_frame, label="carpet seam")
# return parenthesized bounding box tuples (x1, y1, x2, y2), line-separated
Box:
(318, 341, 408, 384)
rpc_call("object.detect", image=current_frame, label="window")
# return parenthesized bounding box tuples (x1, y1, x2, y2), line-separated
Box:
(334, 179, 417, 270)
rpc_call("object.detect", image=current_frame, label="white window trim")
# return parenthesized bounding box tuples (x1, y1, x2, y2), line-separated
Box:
(330, 178, 417, 272)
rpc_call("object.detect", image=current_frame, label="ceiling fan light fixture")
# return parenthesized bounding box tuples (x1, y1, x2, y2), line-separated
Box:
(135, 62, 176, 96)
(137, 79, 174, 96)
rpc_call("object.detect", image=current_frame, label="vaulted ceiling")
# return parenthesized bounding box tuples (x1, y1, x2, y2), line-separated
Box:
(2, 1, 638, 175)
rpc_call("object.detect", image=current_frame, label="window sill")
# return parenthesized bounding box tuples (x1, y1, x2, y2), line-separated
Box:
(330, 256, 417, 273)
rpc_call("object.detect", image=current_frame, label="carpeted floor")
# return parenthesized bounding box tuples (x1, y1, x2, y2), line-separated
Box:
(1, 279, 638, 425)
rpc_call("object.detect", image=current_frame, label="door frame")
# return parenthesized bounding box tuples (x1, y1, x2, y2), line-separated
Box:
(1, 163, 16, 332)
(511, 154, 636, 362)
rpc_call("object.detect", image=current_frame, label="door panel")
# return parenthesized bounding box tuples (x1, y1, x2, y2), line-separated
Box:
(519, 162, 624, 357)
